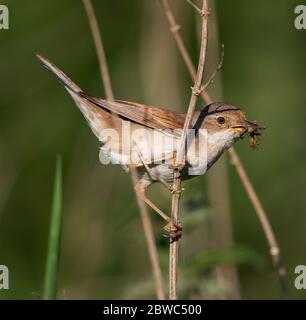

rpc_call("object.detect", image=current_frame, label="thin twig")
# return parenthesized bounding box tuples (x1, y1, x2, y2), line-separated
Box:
(82, 0, 165, 300)
(82, 0, 114, 101)
(176, 0, 209, 167)
(168, 0, 209, 301)
(185, 0, 203, 15)
(228, 149, 289, 298)
(159, 0, 210, 104)
(159, 0, 289, 299)
(199, 44, 224, 94)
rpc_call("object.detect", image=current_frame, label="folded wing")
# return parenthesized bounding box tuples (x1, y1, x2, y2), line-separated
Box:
(80, 93, 186, 133)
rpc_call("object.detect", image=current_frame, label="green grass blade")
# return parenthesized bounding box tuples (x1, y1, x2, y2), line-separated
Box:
(43, 155, 63, 300)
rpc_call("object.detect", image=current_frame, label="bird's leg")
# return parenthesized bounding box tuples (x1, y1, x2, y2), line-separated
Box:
(134, 181, 182, 239)
(134, 181, 170, 222)
(144, 164, 174, 193)
(133, 141, 174, 192)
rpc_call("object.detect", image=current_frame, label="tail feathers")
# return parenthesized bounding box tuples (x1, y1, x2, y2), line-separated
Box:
(36, 53, 82, 93)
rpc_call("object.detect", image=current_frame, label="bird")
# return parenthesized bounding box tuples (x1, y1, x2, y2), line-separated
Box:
(37, 54, 262, 238)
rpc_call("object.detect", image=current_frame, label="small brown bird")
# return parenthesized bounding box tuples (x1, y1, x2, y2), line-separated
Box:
(37, 54, 262, 237)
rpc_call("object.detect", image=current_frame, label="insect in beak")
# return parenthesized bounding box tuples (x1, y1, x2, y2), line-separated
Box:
(232, 120, 265, 149)
(246, 121, 265, 150)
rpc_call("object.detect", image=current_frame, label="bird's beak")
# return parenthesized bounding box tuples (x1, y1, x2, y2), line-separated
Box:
(232, 120, 264, 138)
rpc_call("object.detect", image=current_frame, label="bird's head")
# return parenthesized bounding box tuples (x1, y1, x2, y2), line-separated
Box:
(195, 102, 264, 150)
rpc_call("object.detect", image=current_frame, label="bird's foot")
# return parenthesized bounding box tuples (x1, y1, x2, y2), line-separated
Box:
(163, 220, 183, 240)
(167, 184, 175, 193)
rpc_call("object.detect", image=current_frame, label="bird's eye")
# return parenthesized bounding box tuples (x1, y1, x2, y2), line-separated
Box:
(217, 116, 225, 125)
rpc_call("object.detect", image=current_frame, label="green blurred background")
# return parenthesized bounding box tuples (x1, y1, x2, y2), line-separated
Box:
(0, 0, 305, 299)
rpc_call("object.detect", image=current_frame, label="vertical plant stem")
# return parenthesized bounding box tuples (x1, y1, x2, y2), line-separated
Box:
(130, 170, 165, 299)
(82, 0, 165, 300)
(159, 0, 210, 104)
(159, 0, 289, 299)
(43, 155, 63, 300)
(160, 0, 240, 299)
(228, 149, 289, 298)
(169, 0, 209, 300)
(82, 0, 114, 101)
(169, 186, 180, 300)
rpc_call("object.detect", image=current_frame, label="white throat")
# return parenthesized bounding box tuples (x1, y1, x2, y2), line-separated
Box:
(206, 129, 238, 168)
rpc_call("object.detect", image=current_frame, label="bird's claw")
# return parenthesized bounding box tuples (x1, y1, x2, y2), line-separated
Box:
(163, 220, 183, 240)
(167, 184, 185, 194)
(167, 184, 175, 193)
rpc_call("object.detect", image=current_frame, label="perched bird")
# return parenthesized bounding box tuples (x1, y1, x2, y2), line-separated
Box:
(37, 54, 262, 237)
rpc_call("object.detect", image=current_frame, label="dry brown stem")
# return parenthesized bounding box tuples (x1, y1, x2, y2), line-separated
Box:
(82, 0, 165, 300)
(169, 0, 209, 300)
(159, 0, 289, 299)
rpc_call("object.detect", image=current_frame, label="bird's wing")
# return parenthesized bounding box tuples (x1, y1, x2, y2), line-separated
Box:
(36, 54, 187, 133)
(80, 93, 186, 132)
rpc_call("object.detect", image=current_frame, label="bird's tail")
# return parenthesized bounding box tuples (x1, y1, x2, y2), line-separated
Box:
(36, 53, 119, 140)
(36, 53, 82, 93)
